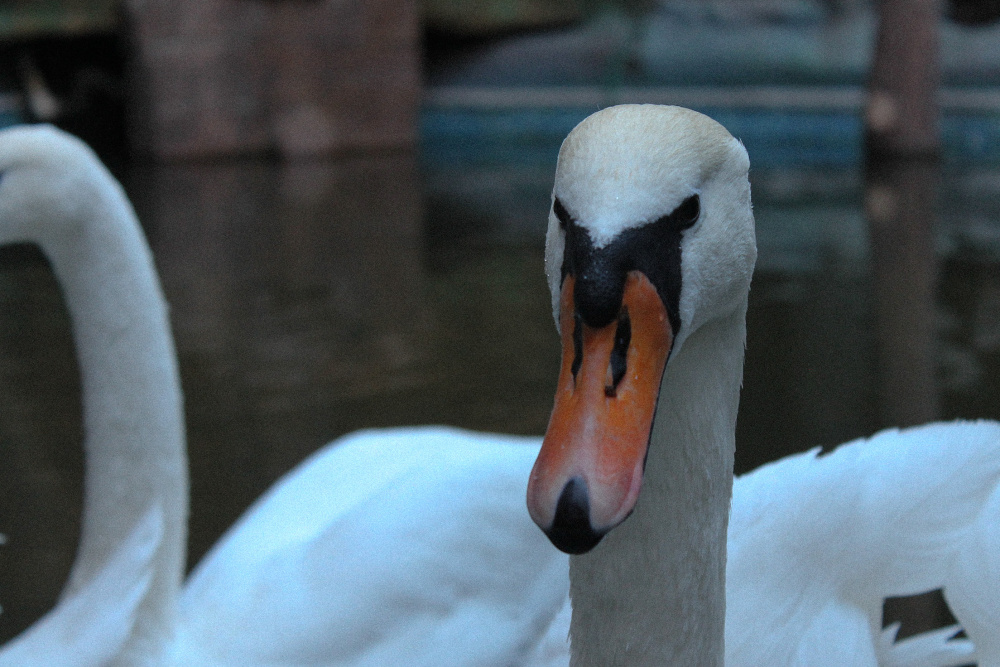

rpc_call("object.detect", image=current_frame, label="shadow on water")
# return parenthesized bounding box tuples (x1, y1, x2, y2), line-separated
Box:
(2, 150, 1000, 645)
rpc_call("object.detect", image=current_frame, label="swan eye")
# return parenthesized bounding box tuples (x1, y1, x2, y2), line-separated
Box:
(673, 194, 700, 229)
(553, 198, 572, 230)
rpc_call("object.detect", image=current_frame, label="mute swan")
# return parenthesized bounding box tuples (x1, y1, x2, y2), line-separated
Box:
(0, 125, 568, 665)
(526, 104, 1000, 666)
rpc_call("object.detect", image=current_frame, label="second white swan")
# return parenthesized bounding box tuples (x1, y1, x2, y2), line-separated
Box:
(0, 125, 568, 666)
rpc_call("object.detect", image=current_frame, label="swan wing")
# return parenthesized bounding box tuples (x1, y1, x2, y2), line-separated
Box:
(0, 505, 162, 667)
(877, 623, 975, 667)
(725, 420, 1000, 665)
(940, 474, 1000, 665)
(178, 426, 569, 666)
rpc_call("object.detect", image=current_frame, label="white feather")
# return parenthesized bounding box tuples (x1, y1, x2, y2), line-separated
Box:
(727, 421, 1000, 665)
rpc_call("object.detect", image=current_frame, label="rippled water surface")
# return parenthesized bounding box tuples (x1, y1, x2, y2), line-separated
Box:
(1, 147, 1000, 643)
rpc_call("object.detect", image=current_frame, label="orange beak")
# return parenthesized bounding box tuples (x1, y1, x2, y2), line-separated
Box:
(527, 271, 673, 553)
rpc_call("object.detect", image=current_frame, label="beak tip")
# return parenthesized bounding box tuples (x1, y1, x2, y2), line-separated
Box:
(544, 477, 606, 555)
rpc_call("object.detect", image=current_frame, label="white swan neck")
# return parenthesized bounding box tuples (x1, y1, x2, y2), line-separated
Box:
(567, 304, 745, 666)
(4, 146, 189, 663)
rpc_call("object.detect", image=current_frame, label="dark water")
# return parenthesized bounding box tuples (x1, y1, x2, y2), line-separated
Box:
(1, 150, 1000, 644)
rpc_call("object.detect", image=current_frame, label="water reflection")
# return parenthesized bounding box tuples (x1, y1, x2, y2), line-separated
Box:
(139, 151, 564, 570)
(136, 154, 436, 569)
(865, 153, 946, 636)
(866, 157, 940, 427)
(2, 154, 1000, 645)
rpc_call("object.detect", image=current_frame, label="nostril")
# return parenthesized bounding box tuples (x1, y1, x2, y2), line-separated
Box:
(572, 311, 583, 380)
(605, 309, 631, 397)
(545, 477, 605, 554)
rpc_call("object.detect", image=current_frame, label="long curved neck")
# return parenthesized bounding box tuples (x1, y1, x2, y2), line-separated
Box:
(567, 303, 745, 666)
(14, 164, 188, 663)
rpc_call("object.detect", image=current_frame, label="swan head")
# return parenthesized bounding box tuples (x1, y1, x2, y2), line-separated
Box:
(527, 105, 755, 554)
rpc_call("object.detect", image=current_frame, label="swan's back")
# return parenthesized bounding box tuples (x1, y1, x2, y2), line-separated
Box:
(726, 420, 1000, 665)
(177, 426, 569, 666)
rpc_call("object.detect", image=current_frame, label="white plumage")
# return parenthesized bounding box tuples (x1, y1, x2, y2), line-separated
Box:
(174, 427, 566, 665)
(727, 423, 995, 666)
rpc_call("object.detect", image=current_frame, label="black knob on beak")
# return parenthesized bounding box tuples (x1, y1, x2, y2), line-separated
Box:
(545, 477, 605, 554)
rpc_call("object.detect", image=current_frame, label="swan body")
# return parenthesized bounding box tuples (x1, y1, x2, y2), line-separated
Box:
(727, 422, 993, 666)
(0, 125, 568, 666)
(527, 104, 1000, 666)
(174, 427, 566, 666)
